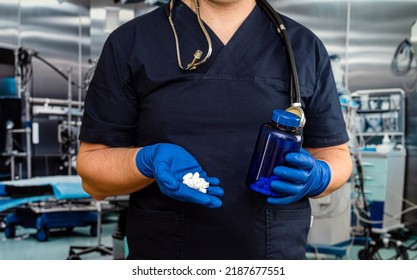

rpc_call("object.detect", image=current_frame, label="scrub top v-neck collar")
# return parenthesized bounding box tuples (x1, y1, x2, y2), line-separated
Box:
(172, 2, 269, 75)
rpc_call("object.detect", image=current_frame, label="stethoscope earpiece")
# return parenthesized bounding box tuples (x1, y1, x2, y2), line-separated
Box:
(168, 0, 212, 71)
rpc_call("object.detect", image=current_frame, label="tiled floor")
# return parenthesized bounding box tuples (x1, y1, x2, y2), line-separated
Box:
(1, 213, 417, 260)
(0, 214, 119, 260)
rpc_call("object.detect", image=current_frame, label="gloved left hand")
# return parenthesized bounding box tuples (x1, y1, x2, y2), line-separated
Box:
(267, 148, 331, 205)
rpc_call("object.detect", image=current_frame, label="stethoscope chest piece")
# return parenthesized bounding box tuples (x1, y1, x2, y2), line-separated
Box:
(285, 106, 306, 129)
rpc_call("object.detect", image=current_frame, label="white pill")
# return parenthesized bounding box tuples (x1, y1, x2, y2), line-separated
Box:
(183, 173, 193, 180)
(182, 172, 210, 193)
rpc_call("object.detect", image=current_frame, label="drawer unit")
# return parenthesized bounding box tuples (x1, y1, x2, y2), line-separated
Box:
(360, 149, 406, 232)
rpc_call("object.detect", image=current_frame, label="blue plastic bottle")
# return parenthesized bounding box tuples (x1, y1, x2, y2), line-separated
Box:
(246, 109, 303, 197)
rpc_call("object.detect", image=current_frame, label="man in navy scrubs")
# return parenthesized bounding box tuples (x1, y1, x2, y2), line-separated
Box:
(77, 0, 352, 259)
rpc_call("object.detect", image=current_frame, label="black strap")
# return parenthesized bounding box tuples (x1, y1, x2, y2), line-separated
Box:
(256, 0, 301, 105)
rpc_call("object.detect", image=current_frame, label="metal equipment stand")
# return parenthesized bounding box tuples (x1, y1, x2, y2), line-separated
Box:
(67, 200, 113, 260)
(3, 125, 29, 180)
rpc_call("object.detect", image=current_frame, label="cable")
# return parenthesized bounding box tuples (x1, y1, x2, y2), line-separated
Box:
(351, 190, 417, 226)
(18, 47, 88, 90)
(32, 52, 86, 90)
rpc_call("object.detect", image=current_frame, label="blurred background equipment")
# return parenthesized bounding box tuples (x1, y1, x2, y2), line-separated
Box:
(1, 0, 417, 260)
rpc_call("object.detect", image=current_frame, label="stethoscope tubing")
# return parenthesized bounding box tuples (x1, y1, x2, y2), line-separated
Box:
(166, 0, 304, 126)
(256, 0, 301, 107)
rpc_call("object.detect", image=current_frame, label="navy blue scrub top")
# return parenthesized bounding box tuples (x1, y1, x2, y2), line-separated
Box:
(80, 2, 349, 260)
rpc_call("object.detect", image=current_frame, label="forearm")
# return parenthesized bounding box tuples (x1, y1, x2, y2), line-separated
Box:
(76, 142, 154, 200)
(306, 143, 352, 198)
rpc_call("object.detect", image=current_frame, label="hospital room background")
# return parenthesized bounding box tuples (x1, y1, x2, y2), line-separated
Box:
(0, 0, 417, 260)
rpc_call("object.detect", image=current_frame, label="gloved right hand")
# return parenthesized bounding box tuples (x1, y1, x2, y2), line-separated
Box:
(135, 143, 224, 208)
(268, 148, 331, 205)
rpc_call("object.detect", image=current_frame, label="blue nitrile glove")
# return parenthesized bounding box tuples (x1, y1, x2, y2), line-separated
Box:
(135, 143, 224, 208)
(267, 148, 331, 205)
(250, 176, 281, 197)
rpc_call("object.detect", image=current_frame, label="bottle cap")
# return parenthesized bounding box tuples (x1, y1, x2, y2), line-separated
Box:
(271, 109, 301, 128)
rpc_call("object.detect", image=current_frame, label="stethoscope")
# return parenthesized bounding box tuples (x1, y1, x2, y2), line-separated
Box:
(166, 0, 305, 128)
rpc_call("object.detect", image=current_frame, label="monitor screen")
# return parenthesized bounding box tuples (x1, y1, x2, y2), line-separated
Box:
(0, 48, 16, 96)
(0, 47, 14, 66)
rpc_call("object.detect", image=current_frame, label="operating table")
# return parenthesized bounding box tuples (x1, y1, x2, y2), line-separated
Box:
(0, 175, 98, 241)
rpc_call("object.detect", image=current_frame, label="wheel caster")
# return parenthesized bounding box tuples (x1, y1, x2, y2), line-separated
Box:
(36, 228, 49, 242)
(358, 248, 371, 260)
(4, 226, 16, 238)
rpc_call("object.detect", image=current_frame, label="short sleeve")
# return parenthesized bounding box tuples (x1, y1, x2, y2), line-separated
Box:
(79, 34, 138, 147)
(302, 49, 349, 148)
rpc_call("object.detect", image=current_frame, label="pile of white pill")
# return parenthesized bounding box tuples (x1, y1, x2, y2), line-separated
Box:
(182, 172, 210, 193)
